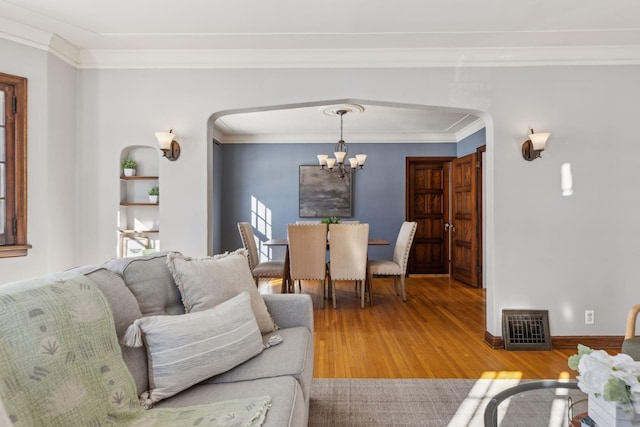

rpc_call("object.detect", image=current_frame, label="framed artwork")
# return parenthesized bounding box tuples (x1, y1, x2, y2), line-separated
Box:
(122, 236, 149, 258)
(299, 165, 353, 218)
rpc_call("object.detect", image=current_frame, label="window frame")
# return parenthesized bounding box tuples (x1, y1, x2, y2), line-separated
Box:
(0, 72, 30, 258)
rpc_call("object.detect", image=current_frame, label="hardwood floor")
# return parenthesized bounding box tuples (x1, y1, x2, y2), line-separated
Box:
(259, 276, 579, 381)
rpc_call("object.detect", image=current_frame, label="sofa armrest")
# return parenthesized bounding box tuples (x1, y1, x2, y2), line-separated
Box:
(263, 294, 314, 334)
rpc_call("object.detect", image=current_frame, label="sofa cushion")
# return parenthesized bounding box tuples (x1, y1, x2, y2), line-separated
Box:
(156, 376, 306, 427)
(167, 250, 277, 333)
(69, 265, 149, 395)
(205, 326, 312, 401)
(127, 291, 264, 405)
(104, 251, 184, 316)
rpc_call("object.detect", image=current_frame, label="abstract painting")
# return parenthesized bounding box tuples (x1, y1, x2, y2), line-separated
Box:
(299, 165, 353, 218)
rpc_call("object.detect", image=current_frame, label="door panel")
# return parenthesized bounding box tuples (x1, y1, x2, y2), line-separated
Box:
(406, 158, 452, 274)
(451, 153, 479, 287)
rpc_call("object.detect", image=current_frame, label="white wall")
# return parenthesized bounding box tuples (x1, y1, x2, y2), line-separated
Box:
(0, 38, 77, 283)
(74, 66, 640, 338)
(4, 34, 640, 338)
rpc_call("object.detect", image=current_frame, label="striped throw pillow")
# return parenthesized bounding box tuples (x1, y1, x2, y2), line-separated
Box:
(124, 291, 263, 405)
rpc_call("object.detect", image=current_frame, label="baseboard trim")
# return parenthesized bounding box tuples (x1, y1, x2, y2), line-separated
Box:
(484, 331, 503, 349)
(483, 331, 623, 350)
(551, 336, 624, 349)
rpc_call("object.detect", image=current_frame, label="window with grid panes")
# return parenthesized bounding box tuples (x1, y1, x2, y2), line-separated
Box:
(0, 72, 30, 258)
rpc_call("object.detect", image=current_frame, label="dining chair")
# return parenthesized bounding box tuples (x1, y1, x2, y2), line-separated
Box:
(287, 223, 328, 307)
(367, 221, 417, 302)
(237, 222, 286, 287)
(295, 220, 321, 224)
(622, 304, 640, 360)
(328, 223, 369, 308)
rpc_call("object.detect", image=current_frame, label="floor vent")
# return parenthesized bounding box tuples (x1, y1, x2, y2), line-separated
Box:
(502, 310, 551, 351)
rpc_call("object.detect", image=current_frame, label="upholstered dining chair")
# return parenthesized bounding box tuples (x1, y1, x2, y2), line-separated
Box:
(328, 223, 370, 309)
(622, 304, 640, 360)
(367, 221, 417, 302)
(237, 222, 285, 287)
(287, 223, 328, 307)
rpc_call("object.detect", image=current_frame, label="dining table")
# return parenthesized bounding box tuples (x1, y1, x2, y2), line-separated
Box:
(263, 238, 390, 295)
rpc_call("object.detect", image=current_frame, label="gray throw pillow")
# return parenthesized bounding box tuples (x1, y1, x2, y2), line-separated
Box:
(166, 250, 277, 333)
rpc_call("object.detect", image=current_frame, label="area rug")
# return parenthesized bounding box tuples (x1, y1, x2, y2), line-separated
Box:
(309, 378, 586, 427)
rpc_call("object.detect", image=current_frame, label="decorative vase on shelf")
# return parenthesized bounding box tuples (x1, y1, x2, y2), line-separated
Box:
(148, 195, 158, 204)
(124, 168, 136, 177)
(588, 394, 639, 427)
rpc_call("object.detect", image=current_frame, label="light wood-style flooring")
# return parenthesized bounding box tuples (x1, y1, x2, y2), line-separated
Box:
(260, 276, 578, 381)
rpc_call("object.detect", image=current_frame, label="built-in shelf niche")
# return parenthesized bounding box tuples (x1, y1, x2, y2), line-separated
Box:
(118, 146, 160, 257)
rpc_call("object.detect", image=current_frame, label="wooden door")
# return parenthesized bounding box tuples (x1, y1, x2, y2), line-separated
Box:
(451, 153, 479, 287)
(406, 158, 453, 274)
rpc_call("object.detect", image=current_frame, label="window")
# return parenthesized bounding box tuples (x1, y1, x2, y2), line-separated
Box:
(0, 72, 30, 257)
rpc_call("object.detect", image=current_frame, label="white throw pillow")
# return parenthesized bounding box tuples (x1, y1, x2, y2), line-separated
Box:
(166, 250, 278, 333)
(123, 291, 263, 405)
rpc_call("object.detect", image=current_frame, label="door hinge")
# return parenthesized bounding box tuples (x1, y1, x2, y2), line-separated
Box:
(12, 217, 17, 234)
(12, 96, 17, 114)
(475, 160, 481, 168)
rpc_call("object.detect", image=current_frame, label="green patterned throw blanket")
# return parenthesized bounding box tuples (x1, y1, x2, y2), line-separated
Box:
(0, 272, 270, 426)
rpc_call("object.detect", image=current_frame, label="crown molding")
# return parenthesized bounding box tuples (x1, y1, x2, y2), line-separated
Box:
(2, 21, 640, 69)
(77, 46, 640, 69)
(0, 18, 79, 67)
(213, 120, 485, 144)
(455, 119, 486, 141)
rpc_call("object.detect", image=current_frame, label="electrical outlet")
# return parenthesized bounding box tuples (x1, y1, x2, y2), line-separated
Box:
(585, 310, 595, 325)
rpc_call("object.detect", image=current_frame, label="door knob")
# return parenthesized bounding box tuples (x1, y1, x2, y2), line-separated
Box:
(444, 223, 450, 231)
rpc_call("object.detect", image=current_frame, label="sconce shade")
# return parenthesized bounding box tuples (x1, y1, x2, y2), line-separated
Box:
(154, 130, 181, 161)
(155, 132, 174, 150)
(522, 129, 550, 161)
(529, 132, 550, 151)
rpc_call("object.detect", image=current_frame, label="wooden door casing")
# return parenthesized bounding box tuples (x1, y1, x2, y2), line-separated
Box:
(451, 153, 479, 287)
(406, 157, 454, 274)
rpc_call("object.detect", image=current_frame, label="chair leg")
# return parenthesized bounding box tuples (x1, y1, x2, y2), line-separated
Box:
(332, 280, 337, 308)
(297, 279, 302, 293)
(255, 277, 259, 287)
(393, 277, 399, 295)
(400, 275, 407, 302)
(360, 280, 366, 309)
(320, 278, 325, 309)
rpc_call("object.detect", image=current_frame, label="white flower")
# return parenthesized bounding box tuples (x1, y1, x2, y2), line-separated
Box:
(570, 345, 640, 405)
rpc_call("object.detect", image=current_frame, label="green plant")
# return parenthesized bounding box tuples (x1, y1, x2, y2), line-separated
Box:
(121, 158, 137, 169)
(320, 216, 341, 224)
(148, 186, 159, 196)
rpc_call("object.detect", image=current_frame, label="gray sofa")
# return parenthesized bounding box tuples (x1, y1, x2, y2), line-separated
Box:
(28, 251, 313, 426)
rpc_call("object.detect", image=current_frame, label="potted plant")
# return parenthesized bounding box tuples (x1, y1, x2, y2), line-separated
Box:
(320, 216, 340, 240)
(320, 216, 341, 225)
(569, 344, 640, 425)
(122, 158, 138, 177)
(148, 186, 159, 204)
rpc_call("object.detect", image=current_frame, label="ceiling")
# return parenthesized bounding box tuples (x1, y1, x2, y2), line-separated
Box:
(1, 1, 637, 142)
(213, 103, 484, 144)
(1, 0, 640, 68)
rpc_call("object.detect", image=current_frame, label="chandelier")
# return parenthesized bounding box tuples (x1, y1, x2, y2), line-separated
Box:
(316, 108, 367, 179)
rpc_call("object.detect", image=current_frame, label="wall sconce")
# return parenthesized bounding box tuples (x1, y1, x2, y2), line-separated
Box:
(154, 129, 181, 161)
(522, 129, 550, 161)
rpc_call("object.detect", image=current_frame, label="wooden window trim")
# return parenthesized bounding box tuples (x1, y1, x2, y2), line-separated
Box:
(0, 72, 31, 258)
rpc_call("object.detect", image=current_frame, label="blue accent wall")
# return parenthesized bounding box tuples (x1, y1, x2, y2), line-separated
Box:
(216, 133, 485, 260)
(457, 128, 486, 157)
